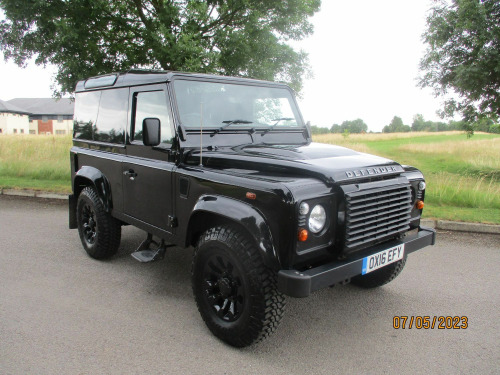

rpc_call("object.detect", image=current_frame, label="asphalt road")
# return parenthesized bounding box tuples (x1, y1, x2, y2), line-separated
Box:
(1, 195, 499, 375)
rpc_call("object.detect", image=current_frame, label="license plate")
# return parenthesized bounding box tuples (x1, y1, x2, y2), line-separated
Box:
(361, 244, 405, 275)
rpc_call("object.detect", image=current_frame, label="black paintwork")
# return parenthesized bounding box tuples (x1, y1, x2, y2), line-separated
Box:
(278, 227, 436, 298)
(69, 71, 433, 296)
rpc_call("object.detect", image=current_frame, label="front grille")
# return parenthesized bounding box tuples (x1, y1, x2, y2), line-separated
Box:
(344, 183, 412, 251)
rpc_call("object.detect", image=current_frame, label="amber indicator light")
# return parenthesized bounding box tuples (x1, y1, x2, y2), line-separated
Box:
(298, 228, 308, 242)
(416, 200, 425, 210)
(246, 192, 256, 200)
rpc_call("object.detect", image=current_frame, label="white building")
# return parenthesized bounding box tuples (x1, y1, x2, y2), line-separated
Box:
(7, 98, 74, 135)
(0, 99, 30, 134)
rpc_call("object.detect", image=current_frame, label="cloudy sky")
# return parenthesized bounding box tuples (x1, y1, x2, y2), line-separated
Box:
(0, 1, 442, 132)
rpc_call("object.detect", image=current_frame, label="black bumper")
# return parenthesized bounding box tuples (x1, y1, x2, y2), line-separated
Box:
(278, 226, 436, 298)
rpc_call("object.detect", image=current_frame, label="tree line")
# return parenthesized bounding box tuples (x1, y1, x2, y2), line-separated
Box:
(1, 0, 498, 130)
(309, 115, 500, 135)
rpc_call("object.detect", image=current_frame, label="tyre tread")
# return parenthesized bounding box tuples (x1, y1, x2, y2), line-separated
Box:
(192, 225, 285, 347)
(77, 186, 121, 259)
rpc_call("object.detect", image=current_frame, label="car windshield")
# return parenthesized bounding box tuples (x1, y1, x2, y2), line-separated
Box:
(173, 79, 303, 131)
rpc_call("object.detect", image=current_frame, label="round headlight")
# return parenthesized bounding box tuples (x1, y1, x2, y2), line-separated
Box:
(308, 205, 326, 233)
(418, 181, 426, 191)
(299, 202, 310, 215)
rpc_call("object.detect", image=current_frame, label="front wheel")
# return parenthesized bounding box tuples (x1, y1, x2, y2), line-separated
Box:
(192, 225, 286, 347)
(76, 186, 121, 259)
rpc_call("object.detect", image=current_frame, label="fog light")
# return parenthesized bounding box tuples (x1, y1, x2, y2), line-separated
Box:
(416, 200, 425, 210)
(298, 228, 308, 242)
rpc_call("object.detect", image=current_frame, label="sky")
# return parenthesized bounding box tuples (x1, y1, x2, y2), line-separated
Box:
(0, 1, 442, 132)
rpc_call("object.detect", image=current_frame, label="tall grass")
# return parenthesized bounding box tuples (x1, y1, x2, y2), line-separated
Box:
(425, 173, 500, 209)
(313, 131, 465, 144)
(397, 138, 500, 171)
(1, 133, 499, 223)
(313, 131, 500, 223)
(0, 135, 72, 182)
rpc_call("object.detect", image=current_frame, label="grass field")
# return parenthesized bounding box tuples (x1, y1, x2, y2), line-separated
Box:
(313, 131, 500, 224)
(0, 135, 72, 193)
(1, 132, 499, 223)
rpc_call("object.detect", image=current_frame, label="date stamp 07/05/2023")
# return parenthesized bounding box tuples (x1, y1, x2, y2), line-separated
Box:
(393, 316, 468, 330)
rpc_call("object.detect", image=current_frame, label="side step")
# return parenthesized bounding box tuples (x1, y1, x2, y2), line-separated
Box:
(131, 233, 175, 263)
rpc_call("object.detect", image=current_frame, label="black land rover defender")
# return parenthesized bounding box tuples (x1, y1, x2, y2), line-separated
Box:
(69, 70, 435, 347)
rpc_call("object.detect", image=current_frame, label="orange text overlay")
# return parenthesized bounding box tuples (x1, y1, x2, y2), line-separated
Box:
(393, 316, 468, 329)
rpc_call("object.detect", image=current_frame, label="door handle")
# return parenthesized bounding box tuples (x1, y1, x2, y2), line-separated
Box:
(124, 169, 138, 180)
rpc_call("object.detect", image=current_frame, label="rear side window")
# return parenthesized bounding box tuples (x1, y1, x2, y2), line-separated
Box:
(73, 88, 128, 143)
(134, 91, 173, 145)
(94, 88, 128, 143)
(73, 91, 101, 140)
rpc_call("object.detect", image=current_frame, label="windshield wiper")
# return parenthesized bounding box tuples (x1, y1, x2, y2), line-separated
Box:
(210, 119, 253, 137)
(261, 117, 294, 136)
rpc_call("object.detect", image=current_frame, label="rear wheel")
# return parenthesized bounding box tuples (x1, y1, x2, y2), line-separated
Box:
(192, 225, 285, 347)
(351, 256, 407, 288)
(76, 186, 121, 259)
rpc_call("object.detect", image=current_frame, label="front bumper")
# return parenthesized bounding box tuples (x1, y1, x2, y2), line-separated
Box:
(278, 226, 436, 298)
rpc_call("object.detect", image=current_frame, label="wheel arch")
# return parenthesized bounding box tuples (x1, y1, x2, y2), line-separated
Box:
(73, 166, 113, 212)
(186, 195, 281, 271)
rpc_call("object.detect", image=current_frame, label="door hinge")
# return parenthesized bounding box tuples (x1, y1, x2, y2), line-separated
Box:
(168, 215, 178, 228)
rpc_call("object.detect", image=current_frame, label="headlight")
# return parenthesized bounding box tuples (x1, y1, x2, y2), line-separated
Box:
(308, 205, 326, 233)
(418, 181, 426, 191)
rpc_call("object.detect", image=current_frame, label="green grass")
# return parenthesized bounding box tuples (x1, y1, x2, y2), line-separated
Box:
(422, 205, 500, 225)
(313, 131, 500, 224)
(1, 133, 499, 224)
(0, 176, 71, 193)
(0, 135, 72, 193)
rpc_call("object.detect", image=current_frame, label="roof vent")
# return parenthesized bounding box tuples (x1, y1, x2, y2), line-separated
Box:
(84, 74, 118, 89)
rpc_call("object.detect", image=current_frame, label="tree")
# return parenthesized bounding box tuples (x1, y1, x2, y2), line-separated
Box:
(330, 124, 341, 133)
(0, 0, 320, 95)
(330, 119, 367, 133)
(489, 123, 500, 133)
(474, 117, 494, 132)
(310, 125, 329, 135)
(412, 114, 426, 131)
(383, 116, 410, 133)
(419, 0, 500, 123)
(342, 119, 368, 134)
(447, 120, 466, 131)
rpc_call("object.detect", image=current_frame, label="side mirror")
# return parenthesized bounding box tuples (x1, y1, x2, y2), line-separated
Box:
(143, 118, 161, 146)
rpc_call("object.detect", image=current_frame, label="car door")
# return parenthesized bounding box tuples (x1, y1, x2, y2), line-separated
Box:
(122, 84, 176, 233)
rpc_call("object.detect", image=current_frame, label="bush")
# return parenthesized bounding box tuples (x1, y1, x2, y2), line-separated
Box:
(489, 124, 500, 134)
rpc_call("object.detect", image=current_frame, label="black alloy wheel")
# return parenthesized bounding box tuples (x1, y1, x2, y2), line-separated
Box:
(192, 225, 286, 347)
(81, 203, 97, 245)
(76, 186, 121, 259)
(202, 253, 245, 322)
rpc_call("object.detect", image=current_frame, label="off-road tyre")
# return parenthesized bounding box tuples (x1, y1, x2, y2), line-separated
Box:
(76, 186, 121, 259)
(351, 255, 407, 288)
(192, 225, 286, 347)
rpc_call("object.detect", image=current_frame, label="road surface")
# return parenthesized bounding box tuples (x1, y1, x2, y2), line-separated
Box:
(0, 195, 499, 374)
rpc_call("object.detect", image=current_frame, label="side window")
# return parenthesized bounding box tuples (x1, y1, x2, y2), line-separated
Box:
(134, 91, 173, 145)
(73, 91, 101, 140)
(94, 88, 128, 143)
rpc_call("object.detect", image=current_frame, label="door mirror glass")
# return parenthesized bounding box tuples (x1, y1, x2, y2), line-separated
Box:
(143, 118, 161, 146)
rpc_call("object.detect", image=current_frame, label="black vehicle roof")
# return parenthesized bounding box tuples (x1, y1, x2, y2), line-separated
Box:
(74, 70, 290, 92)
